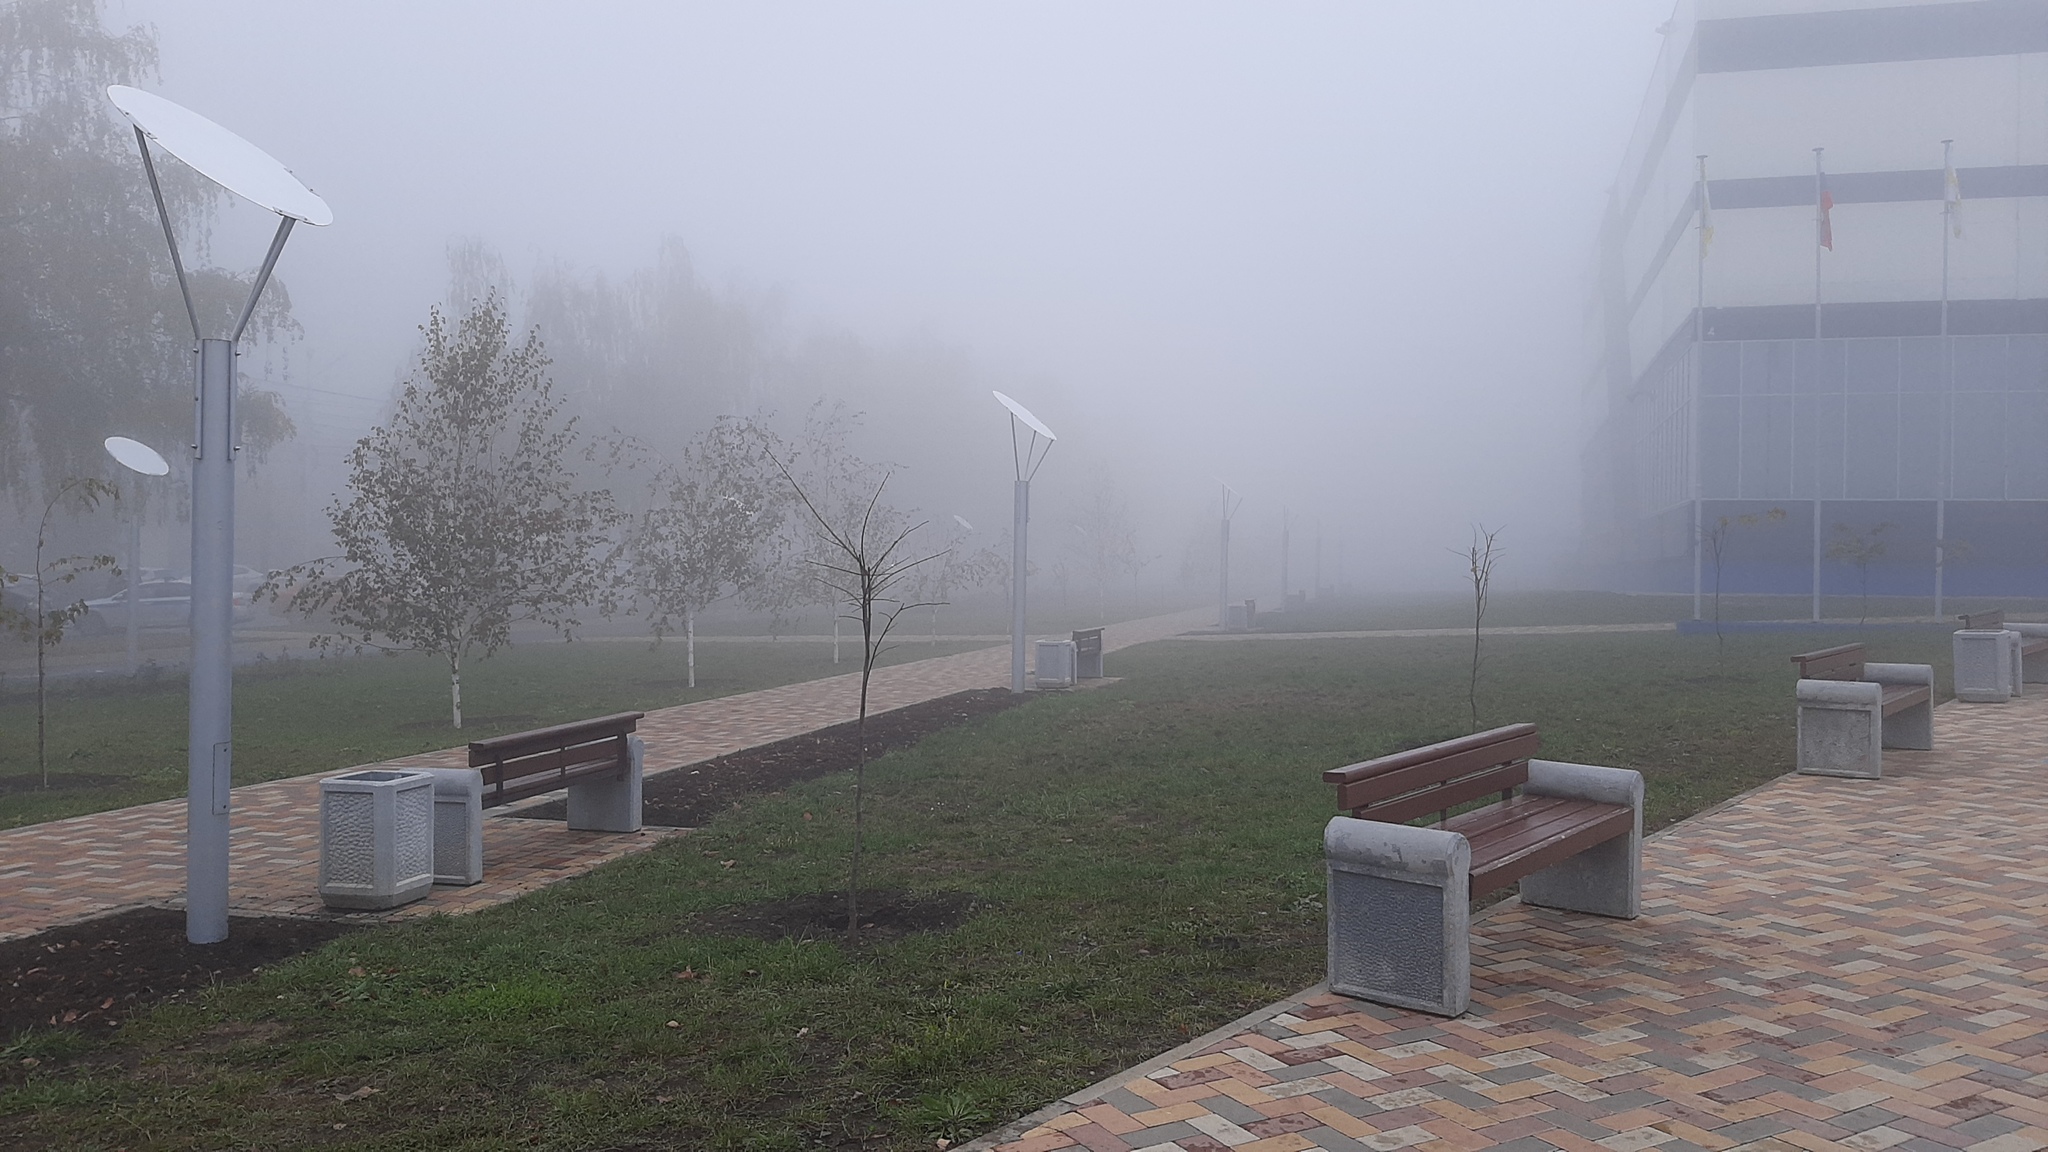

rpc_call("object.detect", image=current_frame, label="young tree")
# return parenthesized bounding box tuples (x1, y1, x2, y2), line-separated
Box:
(1826, 521, 1894, 626)
(1700, 507, 1787, 661)
(771, 451, 938, 944)
(1067, 471, 1143, 625)
(623, 416, 790, 688)
(1455, 524, 1503, 733)
(0, 478, 118, 786)
(275, 291, 623, 727)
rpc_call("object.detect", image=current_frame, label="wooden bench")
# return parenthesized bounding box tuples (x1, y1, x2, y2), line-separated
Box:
(1320, 723, 1642, 1016)
(424, 712, 648, 886)
(1790, 644, 1933, 778)
(1071, 628, 1104, 679)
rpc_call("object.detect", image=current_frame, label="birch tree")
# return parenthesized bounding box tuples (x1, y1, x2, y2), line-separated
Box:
(275, 292, 623, 727)
(624, 416, 789, 687)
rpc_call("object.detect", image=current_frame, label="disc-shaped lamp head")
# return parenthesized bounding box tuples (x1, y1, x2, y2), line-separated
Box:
(992, 391, 1057, 442)
(107, 86, 331, 225)
(105, 436, 170, 476)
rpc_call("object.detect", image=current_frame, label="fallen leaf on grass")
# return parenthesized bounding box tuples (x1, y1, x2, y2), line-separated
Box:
(674, 967, 699, 980)
(795, 1027, 809, 1038)
(665, 1020, 681, 1029)
(719, 860, 737, 869)
(336, 1086, 379, 1103)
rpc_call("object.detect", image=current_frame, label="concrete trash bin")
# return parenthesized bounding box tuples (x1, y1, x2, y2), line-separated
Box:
(1035, 639, 1078, 688)
(424, 768, 485, 885)
(1953, 629, 2017, 703)
(319, 768, 436, 910)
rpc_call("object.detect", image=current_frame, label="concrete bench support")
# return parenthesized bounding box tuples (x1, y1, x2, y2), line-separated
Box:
(1519, 759, 1645, 920)
(1868, 662, 1935, 750)
(567, 734, 644, 833)
(2012, 624, 2048, 685)
(1796, 679, 1883, 778)
(1953, 629, 2018, 703)
(425, 768, 485, 886)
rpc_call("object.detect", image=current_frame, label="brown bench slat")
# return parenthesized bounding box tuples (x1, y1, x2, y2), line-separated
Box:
(1355, 763, 1532, 827)
(468, 711, 643, 762)
(476, 739, 627, 788)
(2021, 637, 2048, 656)
(1959, 610, 2006, 631)
(1880, 684, 1931, 716)
(1791, 644, 1865, 681)
(1323, 724, 1536, 785)
(1460, 800, 1635, 893)
(1334, 747, 1533, 815)
(482, 758, 628, 807)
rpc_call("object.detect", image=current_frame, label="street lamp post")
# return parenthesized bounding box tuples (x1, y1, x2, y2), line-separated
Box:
(107, 85, 331, 945)
(103, 437, 171, 674)
(1218, 481, 1242, 627)
(992, 391, 1056, 695)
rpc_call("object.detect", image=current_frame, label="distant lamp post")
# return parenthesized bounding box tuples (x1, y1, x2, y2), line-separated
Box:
(103, 436, 170, 674)
(107, 85, 332, 946)
(992, 391, 1056, 695)
(1218, 481, 1242, 626)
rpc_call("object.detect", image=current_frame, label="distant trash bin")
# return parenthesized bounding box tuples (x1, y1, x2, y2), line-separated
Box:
(1035, 639, 1078, 688)
(319, 768, 436, 910)
(1953, 629, 2017, 703)
(1225, 600, 1256, 632)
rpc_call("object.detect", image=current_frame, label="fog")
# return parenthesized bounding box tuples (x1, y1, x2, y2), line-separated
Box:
(18, 1, 1673, 606)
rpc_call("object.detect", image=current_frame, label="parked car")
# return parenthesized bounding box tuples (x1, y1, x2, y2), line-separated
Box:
(73, 580, 255, 635)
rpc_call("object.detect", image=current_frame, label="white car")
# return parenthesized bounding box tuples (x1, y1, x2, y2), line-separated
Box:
(75, 580, 255, 634)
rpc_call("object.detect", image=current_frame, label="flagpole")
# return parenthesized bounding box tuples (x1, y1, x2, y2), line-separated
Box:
(1812, 146, 1825, 622)
(1694, 154, 1708, 622)
(1813, 147, 1825, 340)
(1941, 138, 1953, 338)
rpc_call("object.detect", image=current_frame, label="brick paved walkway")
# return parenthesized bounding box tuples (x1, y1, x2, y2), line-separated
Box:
(975, 691, 2048, 1152)
(0, 609, 1208, 942)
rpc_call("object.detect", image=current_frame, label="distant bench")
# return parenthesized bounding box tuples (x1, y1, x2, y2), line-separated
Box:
(425, 712, 647, 885)
(1954, 610, 2048, 702)
(1320, 723, 1642, 1017)
(1790, 644, 1932, 779)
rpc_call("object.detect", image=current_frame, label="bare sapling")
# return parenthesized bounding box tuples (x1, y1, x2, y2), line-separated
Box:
(1826, 521, 1894, 626)
(1456, 524, 1503, 733)
(772, 455, 941, 944)
(1700, 507, 1786, 665)
(0, 478, 120, 787)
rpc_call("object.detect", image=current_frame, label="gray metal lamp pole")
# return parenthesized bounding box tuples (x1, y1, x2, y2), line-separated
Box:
(103, 437, 171, 674)
(107, 86, 332, 945)
(993, 392, 1056, 695)
(1218, 482, 1242, 626)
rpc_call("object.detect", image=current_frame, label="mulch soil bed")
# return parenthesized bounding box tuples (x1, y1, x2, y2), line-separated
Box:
(4, 687, 1025, 1045)
(513, 687, 1027, 828)
(1, 908, 354, 1040)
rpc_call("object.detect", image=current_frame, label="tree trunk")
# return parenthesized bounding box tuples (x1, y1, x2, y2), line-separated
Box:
(833, 618, 840, 664)
(686, 607, 696, 689)
(450, 652, 463, 728)
(35, 574, 47, 789)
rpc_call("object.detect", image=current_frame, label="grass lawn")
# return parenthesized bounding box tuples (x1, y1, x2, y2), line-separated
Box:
(0, 639, 991, 830)
(0, 627, 1956, 1150)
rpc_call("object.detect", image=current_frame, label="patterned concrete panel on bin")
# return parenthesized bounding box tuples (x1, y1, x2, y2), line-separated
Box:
(319, 768, 435, 910)
(567, 734, 644, 834)
(425, 768, 484, 885)
(1519, 759, 1642, 919)
(1795, 677, 1884, 778)
(1324, 816, 1471, 1016)
(1953, 629, 2015, 703)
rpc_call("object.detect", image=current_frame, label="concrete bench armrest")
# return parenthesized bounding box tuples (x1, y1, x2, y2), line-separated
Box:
(1863, 662, 1934, 688)
(1324, 816, 1468, 880)
(1525, 759, 1643, 809)
(1798, 678, 1882, 706)
(2006, 622, 2048, 638)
